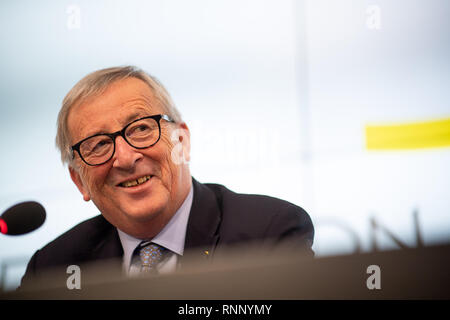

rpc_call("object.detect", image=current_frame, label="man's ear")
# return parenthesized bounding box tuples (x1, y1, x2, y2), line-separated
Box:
(69, 166, 91, 202)
(178, 122, 191, 163)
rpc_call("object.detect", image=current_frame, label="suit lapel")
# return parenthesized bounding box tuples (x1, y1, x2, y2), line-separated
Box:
(88, 216, 123, 271)
(183, 178, 222, 260)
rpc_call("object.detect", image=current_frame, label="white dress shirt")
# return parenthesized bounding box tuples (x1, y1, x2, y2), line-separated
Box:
(117, 185, 193, 276)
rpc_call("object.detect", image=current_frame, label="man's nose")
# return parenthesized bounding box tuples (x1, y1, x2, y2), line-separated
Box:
(112, 136, 143, 170)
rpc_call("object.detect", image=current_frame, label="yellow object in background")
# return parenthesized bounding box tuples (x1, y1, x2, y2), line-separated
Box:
(366, 117, 450, 150)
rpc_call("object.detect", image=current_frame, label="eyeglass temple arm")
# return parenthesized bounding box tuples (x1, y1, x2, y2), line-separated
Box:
(161, 114, 176, 123)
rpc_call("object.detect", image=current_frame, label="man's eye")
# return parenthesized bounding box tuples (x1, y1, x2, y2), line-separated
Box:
(136, 124, 150, 132)
(128, 124, 152, 137)
(87, 138, 111, 154)
(93, 140, 109, 150)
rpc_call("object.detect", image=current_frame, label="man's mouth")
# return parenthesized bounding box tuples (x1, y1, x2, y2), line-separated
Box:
(118, 175, 152, 188)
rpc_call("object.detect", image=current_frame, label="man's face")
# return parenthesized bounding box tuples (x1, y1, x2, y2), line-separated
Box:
(67, 78, 191, 238)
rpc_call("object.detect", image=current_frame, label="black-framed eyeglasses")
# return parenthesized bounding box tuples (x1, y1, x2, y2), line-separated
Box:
(71, 114, 175, 166)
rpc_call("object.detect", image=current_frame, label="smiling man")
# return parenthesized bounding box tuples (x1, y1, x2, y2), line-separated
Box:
(20, 66, 314, 289)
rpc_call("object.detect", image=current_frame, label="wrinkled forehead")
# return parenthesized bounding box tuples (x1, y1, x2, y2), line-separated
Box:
(67, 78, 164, 143)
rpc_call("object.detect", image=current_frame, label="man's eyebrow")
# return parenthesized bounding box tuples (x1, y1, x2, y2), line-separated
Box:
(79, 113, 145, 139)
(124, 112, 148, 124)
(78, 105, 154, 141)
(82, 127, 110, 139)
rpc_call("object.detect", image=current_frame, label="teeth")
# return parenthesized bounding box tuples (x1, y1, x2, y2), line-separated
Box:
(121, 175, 151, 188)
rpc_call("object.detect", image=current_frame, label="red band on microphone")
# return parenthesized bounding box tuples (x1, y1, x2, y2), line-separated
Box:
(0, 218, 7, 234)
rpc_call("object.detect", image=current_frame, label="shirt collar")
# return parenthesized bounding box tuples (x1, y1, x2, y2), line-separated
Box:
(117, 185, 194, 268)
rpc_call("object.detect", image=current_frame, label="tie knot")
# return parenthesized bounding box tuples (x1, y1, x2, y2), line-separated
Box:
(138, 242, 166, 272)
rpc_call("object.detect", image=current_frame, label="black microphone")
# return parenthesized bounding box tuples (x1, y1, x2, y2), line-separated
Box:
(0, 201, 46, 235)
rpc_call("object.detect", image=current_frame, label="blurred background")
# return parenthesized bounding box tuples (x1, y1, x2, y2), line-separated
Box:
(1, 0, 449, 291)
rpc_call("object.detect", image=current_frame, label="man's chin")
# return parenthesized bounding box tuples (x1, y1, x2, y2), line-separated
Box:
(122, 205, 165, 223)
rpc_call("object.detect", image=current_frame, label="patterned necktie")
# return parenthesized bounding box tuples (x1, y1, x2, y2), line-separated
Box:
(138, 242, 167, 273)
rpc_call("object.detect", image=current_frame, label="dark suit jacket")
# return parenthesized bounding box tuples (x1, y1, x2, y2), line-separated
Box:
(20, 178, 314, 290)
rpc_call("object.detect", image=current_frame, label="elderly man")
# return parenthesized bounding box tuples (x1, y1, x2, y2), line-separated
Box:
(20, 66, 314, 288)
